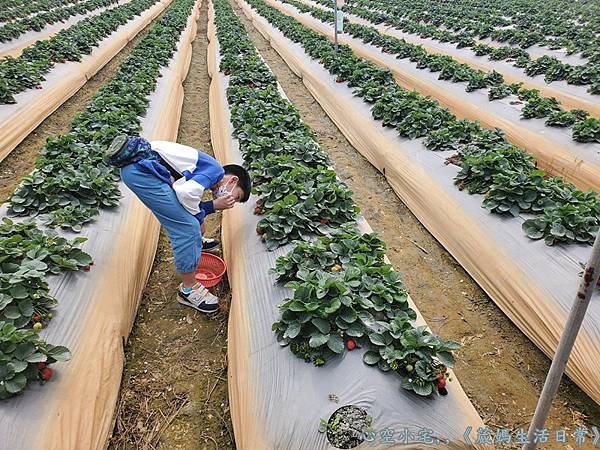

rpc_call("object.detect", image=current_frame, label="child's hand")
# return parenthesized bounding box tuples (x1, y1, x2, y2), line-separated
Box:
(213, 194, 236, 210)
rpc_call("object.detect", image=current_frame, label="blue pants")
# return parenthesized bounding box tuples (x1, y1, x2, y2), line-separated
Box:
(121, 163, 202, 273)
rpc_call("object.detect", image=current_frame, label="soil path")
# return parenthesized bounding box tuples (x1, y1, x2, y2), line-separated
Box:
(108, 2, 235, 449)
(230, 1, 600, 448)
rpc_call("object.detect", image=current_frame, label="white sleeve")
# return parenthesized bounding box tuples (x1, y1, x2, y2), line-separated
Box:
(172, 178, 206, 215)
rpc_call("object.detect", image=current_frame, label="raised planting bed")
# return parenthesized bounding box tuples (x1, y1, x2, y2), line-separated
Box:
(0, 0, 198, 447)
(209, 0, 490, 448)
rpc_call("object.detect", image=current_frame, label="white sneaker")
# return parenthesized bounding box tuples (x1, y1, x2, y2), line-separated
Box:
(202, 237, 220, 252)
(177, 283, 219, 313)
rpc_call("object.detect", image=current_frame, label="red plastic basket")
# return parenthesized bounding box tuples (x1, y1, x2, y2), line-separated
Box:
(195, 253, 227, 288)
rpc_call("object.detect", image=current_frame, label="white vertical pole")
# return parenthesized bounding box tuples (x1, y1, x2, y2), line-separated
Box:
(523, 231, 600, 450)
(333, 0, 338, 51)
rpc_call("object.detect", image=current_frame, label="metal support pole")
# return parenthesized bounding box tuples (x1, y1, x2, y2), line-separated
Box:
(523, 231, 600, 450)
(333, 0, 338, 51)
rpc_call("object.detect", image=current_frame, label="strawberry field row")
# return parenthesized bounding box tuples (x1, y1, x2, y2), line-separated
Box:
(341, 0, 600, 95)
(280, 0, 600, 144)
(214, 0, 459, 397)
(240, 0, 600, 247)
(1, 0, 87, 23)
(0, 0, 161, 104)
(0, 0, 195, 400)
(0, 0, 77, 12)
(344, 0, 600, 58)
(0, 0, 119, 43)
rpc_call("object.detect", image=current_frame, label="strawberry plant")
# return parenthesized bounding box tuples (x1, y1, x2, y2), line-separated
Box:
(0, 218, 91, 328)
(256, 178, 358, 249)
(481, 170, 597, 220)
(363, 323, 459, 397)
(567, 65, 600, 87)
(272, 226, 387, 281)
(572, 118, 600, 143)
(488, 83, 512, 100)
(254, 164, 358, 218)
(0, 260, 57, 328)
(545, 109, 589, 127)
(249, 153, 330, 186)
(0, 322, 70, 399)
(454, 141, 535, 194)
(483, 171, 556, 216)
(523, 203, 600, 245)
(372, 86, 453, 135)
(520, 95, 562, 119)
(0, 219, 91, 274)
(423, 119, 488, 152)
(524, 55, 565, 78)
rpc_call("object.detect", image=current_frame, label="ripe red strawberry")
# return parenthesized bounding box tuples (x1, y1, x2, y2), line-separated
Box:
(346, 339, 356, 351)
(437, 378, 446, 389)
(255, 207, 262, 215)
(32, 314, 41, 323)
(336, 78, 344, 83)
(36, 362, 46, 369)
(319, 218, 329, 224)
(83, 264, 91, 271)
(39, 367, 53, 381)
(441, 366, 447, 373)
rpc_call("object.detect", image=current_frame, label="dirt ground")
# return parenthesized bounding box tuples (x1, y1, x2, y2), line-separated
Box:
(108, 2, 235, 449)
(0, 16, 159, 203)
(229, 1, 600, 448)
